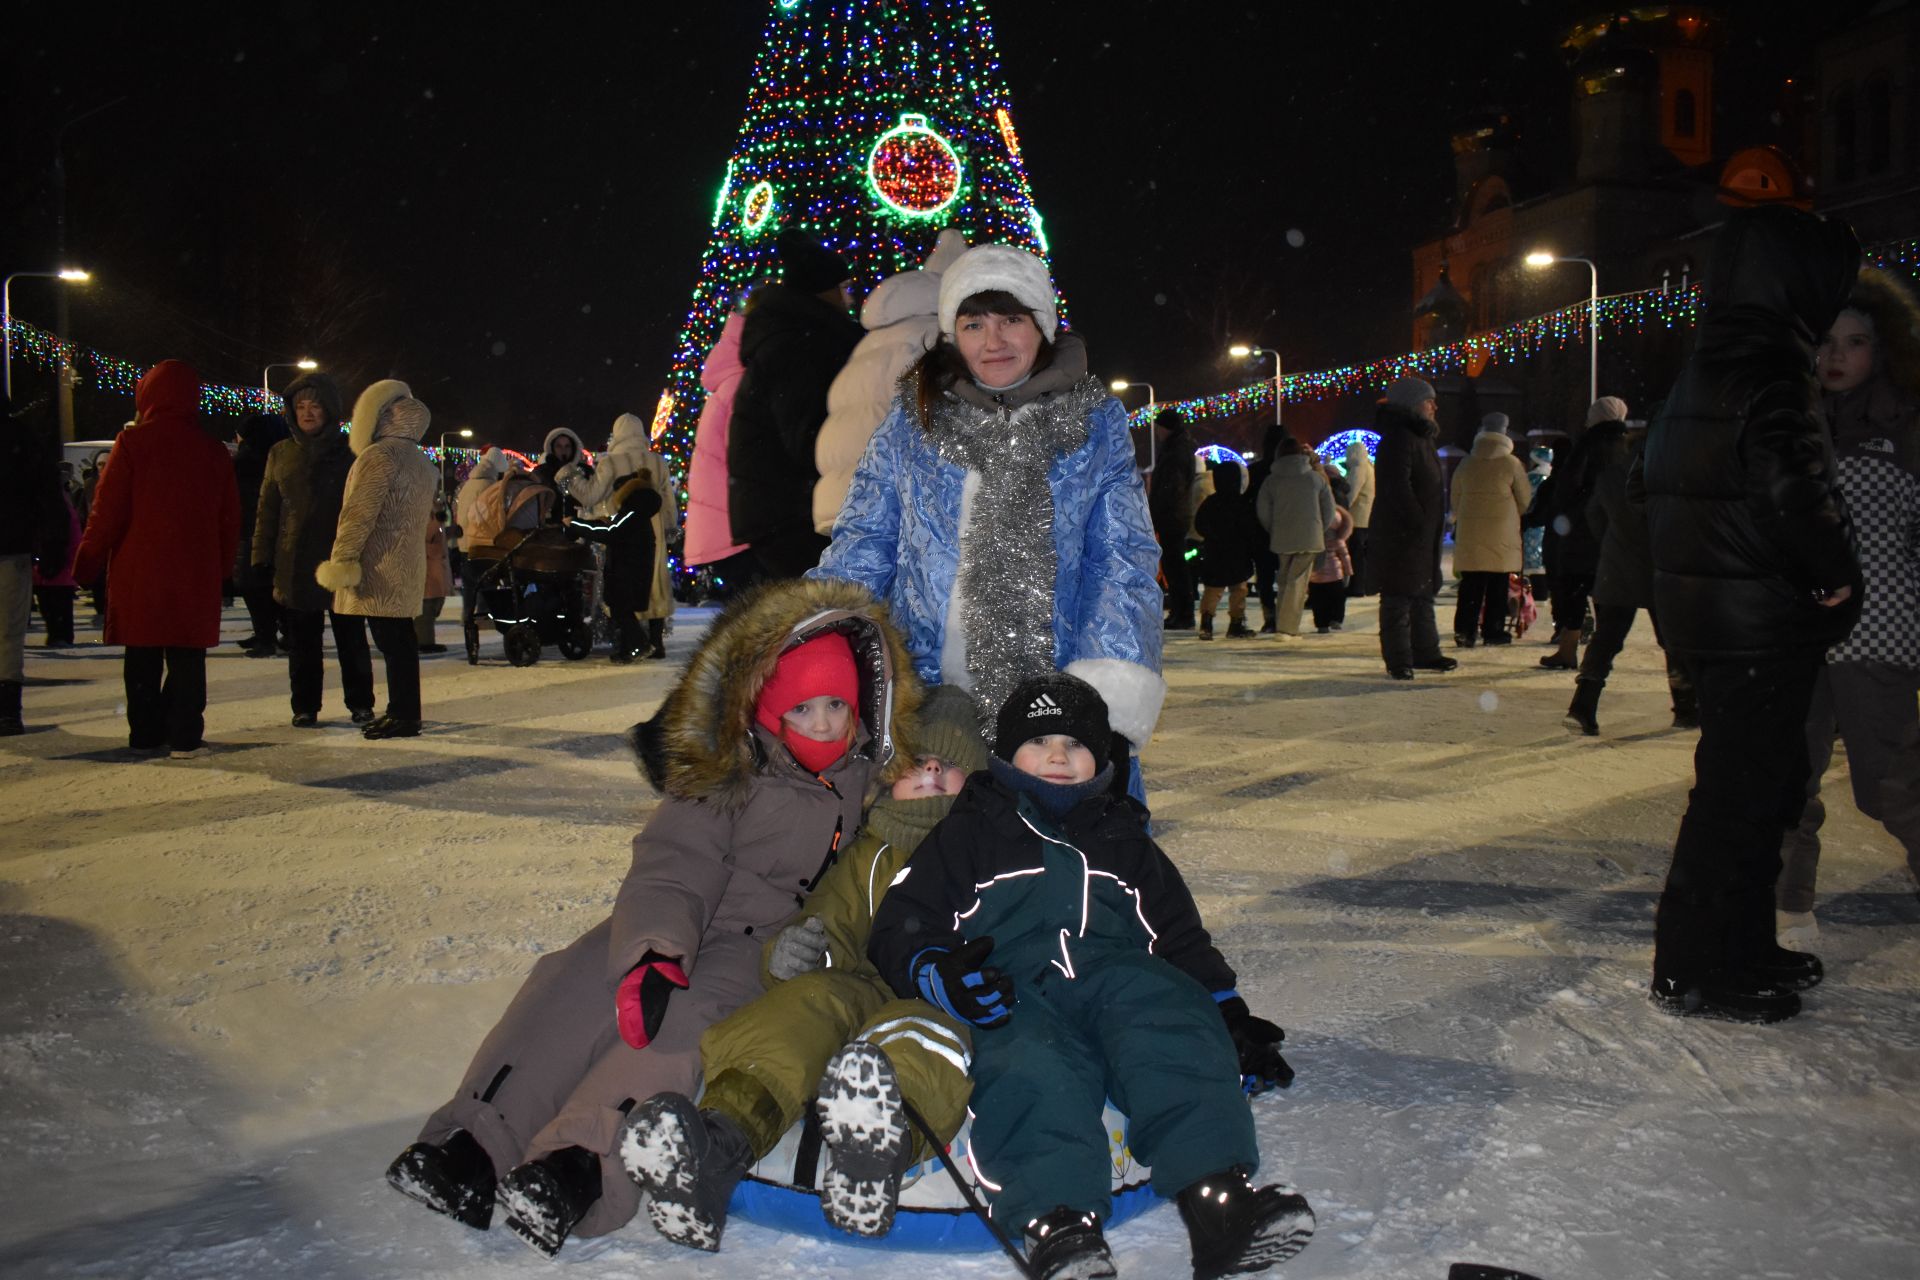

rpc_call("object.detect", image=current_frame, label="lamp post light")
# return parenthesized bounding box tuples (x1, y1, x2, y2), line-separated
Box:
(1524, 252, 1599, 406)
(1229, 344, 1283, 426)
(438, 428, 474, 496)
(1111, 379, 1158, 475)
(263, 358, 319, 397)
(3, 269, 90, 402)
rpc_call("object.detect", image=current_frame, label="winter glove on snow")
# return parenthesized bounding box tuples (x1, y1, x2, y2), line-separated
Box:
(913, 937, 1014, 1028)
(768, 916, 829, 981)
(1218, 994, 1294, 1094)
(616, 951, 689, 1050)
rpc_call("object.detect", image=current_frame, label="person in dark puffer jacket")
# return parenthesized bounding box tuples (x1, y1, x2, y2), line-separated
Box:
(231, 412, 290, 655)
(1638, 205, 1863, 1025)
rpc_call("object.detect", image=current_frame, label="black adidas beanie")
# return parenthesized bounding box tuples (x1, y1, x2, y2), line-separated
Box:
(993, 672, 1112, 774)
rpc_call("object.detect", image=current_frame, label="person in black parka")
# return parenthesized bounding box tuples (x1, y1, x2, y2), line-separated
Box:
(1192, 460, 1262, 639)
(1, 392, 71, 735)
(1639, 204, 1863, 1024)
(233, 412, 291, 655)
(727, 230, 863, 582)
(1533, 399, 1628, 669)
(564, 473, 663, 663)
(1368, 377, 1456, 679)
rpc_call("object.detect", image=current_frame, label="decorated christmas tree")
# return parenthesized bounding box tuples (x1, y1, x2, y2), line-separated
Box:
(647, 0, 1053, 468)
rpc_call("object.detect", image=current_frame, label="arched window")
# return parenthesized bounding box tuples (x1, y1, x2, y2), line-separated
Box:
(1867, 77, 1892, 175)
(1833, 85, 1857, 184)
(1674, 88, 1697, 139)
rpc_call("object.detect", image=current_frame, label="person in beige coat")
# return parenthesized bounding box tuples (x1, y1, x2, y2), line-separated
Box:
(315, 380, 439, 738)
(384, 576, 918, 1257)
(562, 412, 678, 658)
(1344, 438, 1377, 596)
(1449, 414, 1532, 646)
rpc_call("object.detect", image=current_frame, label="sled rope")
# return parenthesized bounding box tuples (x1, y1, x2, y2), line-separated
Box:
(902, 1098, 1034, 1279)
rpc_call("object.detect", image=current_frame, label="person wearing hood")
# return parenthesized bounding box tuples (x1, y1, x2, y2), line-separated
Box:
(1367, 377, 1457, 680)
(1, 392, 73, 735)
(453, 446, 513, 659)
(1639, 205, 1863, 1023)
(564, 470, 663, 662)
(535, 427, 591, 523)
(813, 228, 968, 537)
(1447, 413, 1531, 647)
(255, 371, 375, 728)
(1343, 438, 1377, 597)
(315, 380, 439, 740)
(72, 361, 241, 758)
(1774, 266, 1920, 950)
(683, 309, 751, 582)
(231, 412, 291, 656)
(728, 229, 865, 580)
(811, 243, 1166, 802)
(564, 412, 678, 658)
(1534, 397, 1629, 669)
(1254, 435, 1336, 637)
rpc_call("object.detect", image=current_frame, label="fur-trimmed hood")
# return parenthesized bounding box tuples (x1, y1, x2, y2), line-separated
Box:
(628, 577, 920, 809)
(349, 380, 430, 456)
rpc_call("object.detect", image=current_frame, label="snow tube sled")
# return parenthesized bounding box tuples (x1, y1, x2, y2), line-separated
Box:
(726, 1102, 1157, 1250)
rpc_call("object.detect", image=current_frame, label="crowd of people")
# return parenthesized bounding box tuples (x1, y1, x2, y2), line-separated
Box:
(2, 206, 1915, 1276)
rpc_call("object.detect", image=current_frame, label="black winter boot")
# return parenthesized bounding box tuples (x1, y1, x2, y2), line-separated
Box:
(1177, 1166, 1316, 1279)
(0, 680, 23, 736)
(1226, 617, 1255, 639)
(619, 1092, 752, 1252)
(1023, 1208, 1116, 1280)
(385, 1129, 496, 1230)
(1751, 943, 1824, 992)
(1649, 969, 1801, 1023)
(816, 1042, 914, 1238)
(463, 620, 481, 665)
(1668, 666, 1698, 729)
(1198, 616, 1215, 641)
(645, 618, 667, 660)
(499, 1145, 602, 1257)
(1258, 603, 1277, 635)
(1563, 678, 1601, 737)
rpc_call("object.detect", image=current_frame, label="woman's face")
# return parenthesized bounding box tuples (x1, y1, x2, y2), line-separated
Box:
(293, 394, 327, 436)
(955, 311, 1043, 388)
(1817, 310, 1876, 394)
(550, 435, 577, 463)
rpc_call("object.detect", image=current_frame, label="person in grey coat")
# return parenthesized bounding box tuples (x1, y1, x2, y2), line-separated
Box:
(1254, 437, 1335, 637)
(254, 372, 374, 727)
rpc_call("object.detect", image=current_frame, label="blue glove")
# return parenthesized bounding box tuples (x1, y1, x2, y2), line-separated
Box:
(913, 937, 1014, 1028)
(1218, 993, 1294, 1094)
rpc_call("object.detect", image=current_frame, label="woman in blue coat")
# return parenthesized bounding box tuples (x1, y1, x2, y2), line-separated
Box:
(810, 244, 1165, 792)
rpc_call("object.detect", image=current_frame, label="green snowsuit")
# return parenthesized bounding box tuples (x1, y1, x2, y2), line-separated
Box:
(696, 789, 975, 1163)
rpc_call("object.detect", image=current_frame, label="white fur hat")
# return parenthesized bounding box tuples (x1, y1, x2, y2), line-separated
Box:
(1585, 396, 1629, 426)
(938, 244, 1058, 342)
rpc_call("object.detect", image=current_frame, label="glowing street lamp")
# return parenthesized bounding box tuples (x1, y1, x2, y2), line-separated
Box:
(3, 268, 91, 400)
(1112, 379, 1159, 475)
(263, 358, 319, 396)
(439, 428, 474, 495)
(1229, 344, 1283, 425)
(1525, 252, 1599, 406)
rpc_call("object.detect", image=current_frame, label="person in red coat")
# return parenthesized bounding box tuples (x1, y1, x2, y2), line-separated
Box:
(73, 361, 241, 758)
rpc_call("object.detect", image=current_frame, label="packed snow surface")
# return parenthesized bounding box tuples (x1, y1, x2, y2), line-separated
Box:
(3, 600, 1917, 1279)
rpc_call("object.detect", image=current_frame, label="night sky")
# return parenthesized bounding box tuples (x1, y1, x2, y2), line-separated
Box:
(5, 1, 1865, 450)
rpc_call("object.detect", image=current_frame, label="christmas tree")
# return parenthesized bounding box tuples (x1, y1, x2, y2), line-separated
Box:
(647, 0, 1053, 468)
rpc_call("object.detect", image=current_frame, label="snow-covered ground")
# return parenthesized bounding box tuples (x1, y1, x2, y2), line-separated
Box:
(3, 596, 1917, 1280)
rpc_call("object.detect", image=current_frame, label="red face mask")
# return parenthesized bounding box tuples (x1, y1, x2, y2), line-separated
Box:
(781, 726, 850, 775)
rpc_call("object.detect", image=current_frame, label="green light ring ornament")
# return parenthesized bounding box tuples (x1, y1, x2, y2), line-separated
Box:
(866, 113, 964, 220)
(742, 181, 776, 235)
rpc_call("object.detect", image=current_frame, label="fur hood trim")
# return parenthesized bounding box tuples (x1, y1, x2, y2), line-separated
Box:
(349, 380, 428, 456)
(626, 578, 921, 809)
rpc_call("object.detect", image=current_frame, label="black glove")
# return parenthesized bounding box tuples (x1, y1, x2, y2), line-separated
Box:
(913, 937, 1015, 1027)
(1218, 995, 1293, 1094)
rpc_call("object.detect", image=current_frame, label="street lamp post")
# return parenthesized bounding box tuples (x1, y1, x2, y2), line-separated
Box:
(1229, 344, 1283, 426)
(1524, 252, 1599, 406)
(263, 358, 319, 397)
(438, 429, 474, 497)
(3, 269, 91, 402)
(1111, 379, 1158, 475)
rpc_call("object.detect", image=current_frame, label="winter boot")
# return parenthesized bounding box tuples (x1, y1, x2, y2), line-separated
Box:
(815, 1042, 914, 1238)
(0, 680, 23, 736)
(362, 715, 423, 740)
(1023, 1208, 1117, 1280)
(1226, 618, 1254, 639)
(1538, 627, 1580, 670)
(1752, 943, 1824, 992)
(1198, 616, 1215, 641)
(1258, 603, 1277, 635)
(1562, 678, 1601, 737)
(619, 1092, 752, 1252)
(1649, 969, 1801, 1024)
(1449, 1267, 1547, 1280)
(1668, 667, 1698, 729)
(463, 620, 481, 665)
(385, 1129, 496, 1231)
(645, 618, 667, 660)
(1177, 1166, 1316, 1279)
(498, 1145, 602, 1257)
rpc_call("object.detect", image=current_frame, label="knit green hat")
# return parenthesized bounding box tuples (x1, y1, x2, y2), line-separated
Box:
(913, 685, 990, 774)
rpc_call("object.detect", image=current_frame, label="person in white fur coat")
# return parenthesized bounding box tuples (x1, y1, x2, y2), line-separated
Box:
(812, 228, 968, 535)
(560, 413, 678, 657)
(316, 380, 438, 739)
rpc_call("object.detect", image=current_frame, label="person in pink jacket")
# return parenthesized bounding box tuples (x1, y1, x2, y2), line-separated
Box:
(681, 310, 750, 585)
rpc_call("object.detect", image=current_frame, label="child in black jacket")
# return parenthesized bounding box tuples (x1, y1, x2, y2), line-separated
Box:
(868, 672, 1312, 1280)
(565, 473, 662, 663)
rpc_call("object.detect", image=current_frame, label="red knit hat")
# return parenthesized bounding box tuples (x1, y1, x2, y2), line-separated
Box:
(753, 632, 860, 740)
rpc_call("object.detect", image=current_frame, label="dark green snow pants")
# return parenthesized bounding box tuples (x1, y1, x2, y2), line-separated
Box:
(968, 948, 1257, 1230)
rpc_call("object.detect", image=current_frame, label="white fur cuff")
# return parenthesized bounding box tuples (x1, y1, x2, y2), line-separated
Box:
(315, 559, 362, 591)
(1065, 657, 1166, 750)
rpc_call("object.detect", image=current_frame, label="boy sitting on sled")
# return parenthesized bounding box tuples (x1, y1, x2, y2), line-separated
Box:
(619, 685, 989, 1249)
(869, 672, 1313, 1280)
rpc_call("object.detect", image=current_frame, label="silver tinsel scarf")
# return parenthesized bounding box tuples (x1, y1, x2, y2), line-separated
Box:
(920, 377, 1105, 729)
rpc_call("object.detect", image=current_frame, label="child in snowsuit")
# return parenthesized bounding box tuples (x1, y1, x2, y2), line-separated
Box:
(564, 471, 663, 663)
(1192, 462, 1262, 640)
(1307, 504, 1354, 634)
(870, 673, 1313, 1280)
(383, 577, 915, 1256)
(618, 684, 990, 1250)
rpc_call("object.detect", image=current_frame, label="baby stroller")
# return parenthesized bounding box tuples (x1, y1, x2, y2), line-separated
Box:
(461, 473, 598, 666)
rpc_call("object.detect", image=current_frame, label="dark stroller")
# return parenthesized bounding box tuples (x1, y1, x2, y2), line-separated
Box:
(461, 478, 597, 666)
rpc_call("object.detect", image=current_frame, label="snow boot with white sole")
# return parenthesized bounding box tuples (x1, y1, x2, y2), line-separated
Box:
(618, 1092, 751, 1252)
(498, 1145, 601, 1257)
(1023, 1208, 1118, 1280)
(1178, 1166, 1316, 1278)
(815, 1042, 913, 1238)
(384, 1129, 495, 1230)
